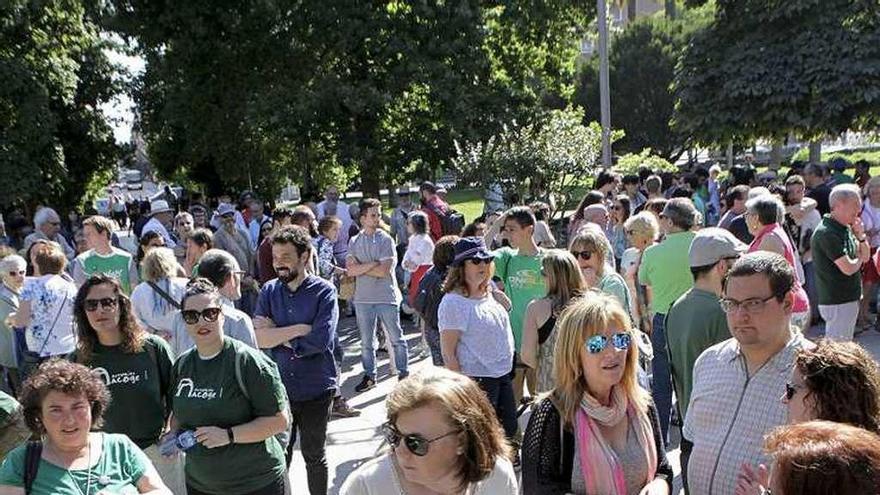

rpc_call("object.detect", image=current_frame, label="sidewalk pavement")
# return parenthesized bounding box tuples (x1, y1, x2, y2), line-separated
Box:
(288, 314, 880, 494)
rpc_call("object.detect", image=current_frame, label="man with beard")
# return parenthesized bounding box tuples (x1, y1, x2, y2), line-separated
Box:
(254, 225, 339, 495)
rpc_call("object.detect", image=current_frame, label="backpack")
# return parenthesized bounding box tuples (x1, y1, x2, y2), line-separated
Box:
(23, 441, 42, 494)
(426, 203, 465, 236)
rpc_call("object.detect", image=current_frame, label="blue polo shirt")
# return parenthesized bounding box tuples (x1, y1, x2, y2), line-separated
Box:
(255, 275, 339, 402)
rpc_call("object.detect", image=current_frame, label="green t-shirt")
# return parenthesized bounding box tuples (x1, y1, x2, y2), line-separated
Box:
(598, 272, 631, 315)
(0, 433, 148, 494)
(811, 215, 862, 305)
(72, 248, 139, 294)
(170, 337, 288, 494)
(638, 231, 696, 315)
(493, 247, 547, 351)
(832, 172, 854, 185)
(74, 334, 173, 448)
(665, 288, 730, 422)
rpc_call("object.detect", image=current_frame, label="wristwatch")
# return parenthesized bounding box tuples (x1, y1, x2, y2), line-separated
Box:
(226, 427, 235, 445)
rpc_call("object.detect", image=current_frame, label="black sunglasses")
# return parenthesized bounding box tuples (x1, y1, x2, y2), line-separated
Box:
(8, 270, 25, 276)
(785, 382, 805, 401)
(571, 250, 592, 261)
(84, 298, 118, 312)
(465, 258, 492, 265)
(181, 307, 222, 325)
(382, 422, 460, 457)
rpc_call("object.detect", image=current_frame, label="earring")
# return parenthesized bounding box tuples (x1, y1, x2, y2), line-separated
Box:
(456, 448, 464, 456)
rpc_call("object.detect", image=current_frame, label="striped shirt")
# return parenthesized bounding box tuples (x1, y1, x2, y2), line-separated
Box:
(683, 330, 813, 495)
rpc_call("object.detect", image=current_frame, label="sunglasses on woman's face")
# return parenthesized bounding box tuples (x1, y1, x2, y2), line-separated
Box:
(465, 258, 492, 266)
(8, 270, 25, 277)
(571, 250, 592, 261)
(785, 382, 805, 401)
(84, 298, 118, 312)
(181, 307, 222, 325)
(382, 422, 460, 457)
(586, 332, 632, 354)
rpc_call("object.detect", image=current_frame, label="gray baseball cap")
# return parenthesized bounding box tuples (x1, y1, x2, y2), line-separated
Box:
(689, 227, 748, 267)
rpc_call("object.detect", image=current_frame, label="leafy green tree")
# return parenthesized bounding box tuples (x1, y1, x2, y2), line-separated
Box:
(575, 6, 712, 161)
(0, 0, 120, 211)
(674, 0, 880, 145)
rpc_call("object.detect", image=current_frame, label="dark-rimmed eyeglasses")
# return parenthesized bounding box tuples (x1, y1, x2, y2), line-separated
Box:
(785, 381, 805, 401)
(719, 294, 777, 314)
(181, 307, 222, 325)
(8, 270, 25, 277)
(84, 298, 118, 312)
(382, 422, 461, 457)
(465, 258, 492, 266)
(571, 250, 592, 261)
(586, 332, 632, 354)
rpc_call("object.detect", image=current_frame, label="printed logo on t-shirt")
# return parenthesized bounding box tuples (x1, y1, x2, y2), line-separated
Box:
(93, 367, 148, 386)
(508, 268, 541, 289)
(174, 378, 222, 400)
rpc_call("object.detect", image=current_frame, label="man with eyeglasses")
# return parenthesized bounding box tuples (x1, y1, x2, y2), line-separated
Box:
(637, 197, 698, 440)
(666, 228, 746, 493)
(168, 250, 257, 356)
(22, 207, 75, 261)
(683, 252, 814, 495)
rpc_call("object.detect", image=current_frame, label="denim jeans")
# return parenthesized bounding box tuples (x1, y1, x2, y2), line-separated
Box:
(651, 312, 673, 442)
(286, 391, 334, 495)
(472, 374, 519, 440)
(354, 303, 409, 379)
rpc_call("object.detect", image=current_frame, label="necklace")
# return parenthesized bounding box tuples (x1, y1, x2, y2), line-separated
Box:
(59, 436, 93, 495)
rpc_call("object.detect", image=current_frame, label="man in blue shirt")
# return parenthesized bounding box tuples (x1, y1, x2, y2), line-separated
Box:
(254, 225, 338, 495)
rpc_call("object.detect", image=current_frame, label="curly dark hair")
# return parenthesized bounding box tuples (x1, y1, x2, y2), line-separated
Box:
(20, 359, 111, 434)
(74, 275, 145, 362)
(796, 340, 880, 433)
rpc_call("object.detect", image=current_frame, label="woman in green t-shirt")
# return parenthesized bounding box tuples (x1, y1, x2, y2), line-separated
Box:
(0, 359, 170, 494)
(168, 278, 290, 495)
(72, 274, 185, 494)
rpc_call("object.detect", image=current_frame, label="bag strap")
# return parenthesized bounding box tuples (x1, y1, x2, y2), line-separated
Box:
(36, 291, 69, 356)
(147, 281, 181, 310)
(24, 440, 42, 495)
(235, 350, 249, 400)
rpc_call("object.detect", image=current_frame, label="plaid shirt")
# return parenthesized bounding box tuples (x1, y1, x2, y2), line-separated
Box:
(683, 330, 813, 495)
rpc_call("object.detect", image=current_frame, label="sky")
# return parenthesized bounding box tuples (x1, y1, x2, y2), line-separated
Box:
(100, 39, 145, 144)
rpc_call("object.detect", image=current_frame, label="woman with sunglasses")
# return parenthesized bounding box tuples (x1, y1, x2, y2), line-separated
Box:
(168, 278, 290, 495)
(521, 250, 585, 394)
(620, 213, 659, 330)
(438, 237, 517, 442)
(71, 274, 184, 493)
(0, 255, 26, 393)
(735, 340, 880, 495)
(522, 294, 672, 495)
(340, 367, 517, 494)
(609, 195, 632, 271)
(569, 227, 632, 313)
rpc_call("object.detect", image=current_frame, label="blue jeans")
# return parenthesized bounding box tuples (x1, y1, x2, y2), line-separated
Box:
(355, 303, 409, 379)
(802, 261, 818, 322)
(651, 312, 673, 442)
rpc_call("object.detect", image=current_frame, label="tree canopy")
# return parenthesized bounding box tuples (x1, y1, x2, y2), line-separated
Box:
(673, 0, 880, 145)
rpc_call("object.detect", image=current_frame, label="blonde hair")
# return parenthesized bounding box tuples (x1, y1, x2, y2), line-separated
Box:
(542, 249, 585, 312)
(386, 367, 512, 489)
(569, 227, 610, 275)
(623, 212, 659, 245)
(141, 247, 179, 282)
(553, 293, 648, 426)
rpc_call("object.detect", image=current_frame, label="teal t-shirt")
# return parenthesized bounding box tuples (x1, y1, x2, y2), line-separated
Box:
(0, 433, 148, 494)
(170, 337, 288, 493)
(638, 231, 697, 315)
(72, 248, 139, 294)
(74, 334, 174, 448)
(493, 247, 547, 351)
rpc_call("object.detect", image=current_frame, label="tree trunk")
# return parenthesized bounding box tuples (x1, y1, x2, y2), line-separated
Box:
(627, 0, 637, 23)
(727, 143, 734, 168)
(809, 141, 822, 164)
(664, 0, 676, 18)
(770, 140, 783, 170)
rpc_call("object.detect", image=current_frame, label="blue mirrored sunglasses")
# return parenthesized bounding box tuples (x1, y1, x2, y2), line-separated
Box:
(586, 332, 632, 354)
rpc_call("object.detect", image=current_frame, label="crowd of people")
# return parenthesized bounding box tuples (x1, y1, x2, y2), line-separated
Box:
(1, 156, 880, 494)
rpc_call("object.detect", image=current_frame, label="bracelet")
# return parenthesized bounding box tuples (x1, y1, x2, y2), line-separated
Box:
(226, 427, 235, 445)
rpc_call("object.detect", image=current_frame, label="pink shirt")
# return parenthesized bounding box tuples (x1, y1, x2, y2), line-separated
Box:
(748, 224, 809, 313)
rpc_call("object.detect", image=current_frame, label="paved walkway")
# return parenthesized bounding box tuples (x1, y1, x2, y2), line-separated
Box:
(287, 314, 880, 494)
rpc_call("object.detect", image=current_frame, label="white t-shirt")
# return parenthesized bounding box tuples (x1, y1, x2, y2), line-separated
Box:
(340, 452, 518, 495)
(402, 233, 434, 271)
(20, 275, 77, 356)
(438, 292, 514, 378)
(130, 277, 188, 336)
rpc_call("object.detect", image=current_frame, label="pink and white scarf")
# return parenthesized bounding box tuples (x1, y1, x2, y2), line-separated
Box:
(575, 387, 658, 494)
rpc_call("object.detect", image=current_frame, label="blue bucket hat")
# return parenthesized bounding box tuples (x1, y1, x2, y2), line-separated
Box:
(452, 237, 495, 266)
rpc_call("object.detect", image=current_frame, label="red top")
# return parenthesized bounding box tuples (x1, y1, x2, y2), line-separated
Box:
(748, 223, 809, 313)
(257, 236, 276, 284)
(421, 195, 450, 242)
